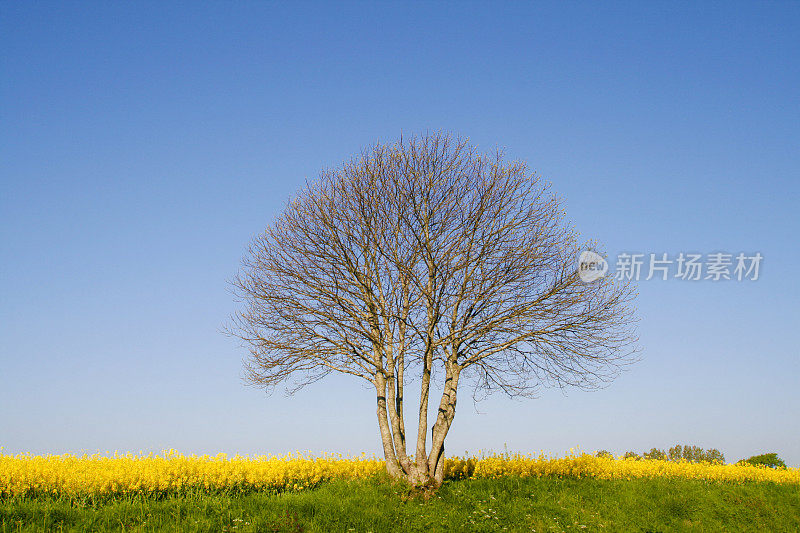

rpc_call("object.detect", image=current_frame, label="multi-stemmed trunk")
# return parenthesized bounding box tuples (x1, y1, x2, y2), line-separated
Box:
(375, 361, 461, 487)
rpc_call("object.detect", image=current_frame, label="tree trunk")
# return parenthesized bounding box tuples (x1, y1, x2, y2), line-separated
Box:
(427, 365, 460, 484)
(375, 377, 403, 478)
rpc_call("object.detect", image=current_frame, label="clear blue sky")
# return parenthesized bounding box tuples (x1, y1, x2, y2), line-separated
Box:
(2, 2, 799, 466)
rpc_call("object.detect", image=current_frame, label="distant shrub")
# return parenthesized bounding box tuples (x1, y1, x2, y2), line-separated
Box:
(668, 445, 683, 462)
(643, 448, 667, 461)
(623, 451, 641, 460)
(739, 453, 787, 469)
(595, 450, 613, 459)
(663, 444, 725, 464)
(704, 448, 725, 464)
(684, 445, 704, 463)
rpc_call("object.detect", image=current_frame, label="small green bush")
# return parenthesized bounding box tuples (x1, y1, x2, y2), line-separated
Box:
(739, 453, 787, 469)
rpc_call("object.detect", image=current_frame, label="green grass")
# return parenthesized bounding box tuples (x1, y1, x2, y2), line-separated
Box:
(2, 476, 799, 532)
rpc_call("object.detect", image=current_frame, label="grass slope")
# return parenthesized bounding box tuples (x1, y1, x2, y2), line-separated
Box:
(2, 476, 799, 532)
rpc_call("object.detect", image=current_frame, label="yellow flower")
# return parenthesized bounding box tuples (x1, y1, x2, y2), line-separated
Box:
(1, 449, 797, 498)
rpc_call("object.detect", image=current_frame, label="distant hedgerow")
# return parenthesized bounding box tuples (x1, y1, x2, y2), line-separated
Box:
(598, 445, 726, 464)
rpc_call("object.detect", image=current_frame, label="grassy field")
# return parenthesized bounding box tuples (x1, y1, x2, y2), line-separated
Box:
(2, 475, 799, 532)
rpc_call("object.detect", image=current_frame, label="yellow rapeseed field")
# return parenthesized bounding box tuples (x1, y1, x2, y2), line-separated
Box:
(1, 449, 797, 498)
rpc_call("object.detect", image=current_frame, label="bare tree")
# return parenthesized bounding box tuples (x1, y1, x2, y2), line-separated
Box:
(231, 132, 637, 487)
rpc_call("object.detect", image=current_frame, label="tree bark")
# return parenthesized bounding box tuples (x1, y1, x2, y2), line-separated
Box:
(385, 369, 412, 473)
(375, 377, 403, 478)
(427, 364, 460, 484)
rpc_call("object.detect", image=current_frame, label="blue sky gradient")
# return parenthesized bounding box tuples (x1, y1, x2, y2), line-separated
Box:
(2, 2, 799, 465)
